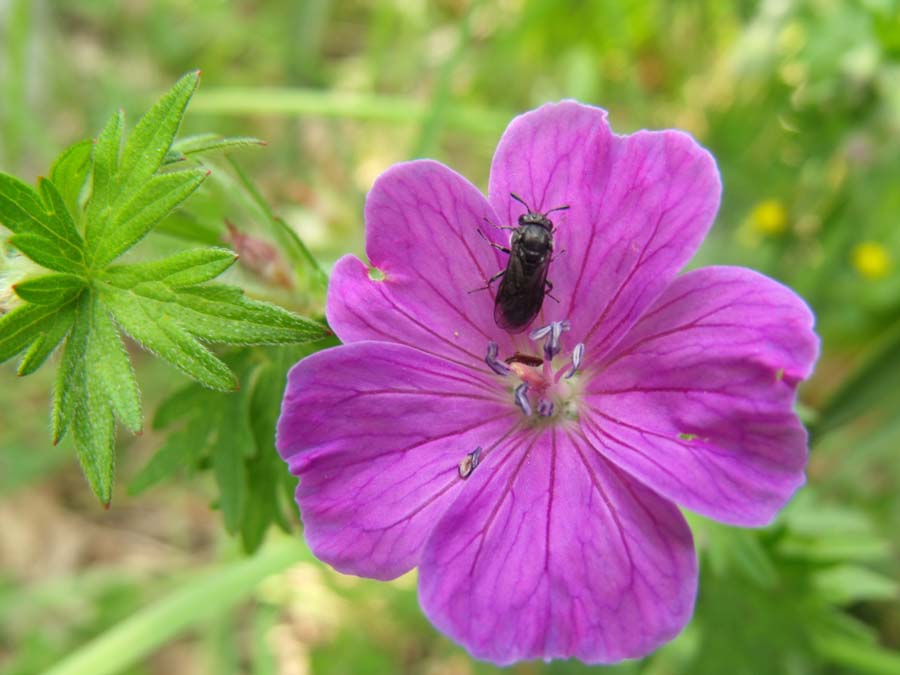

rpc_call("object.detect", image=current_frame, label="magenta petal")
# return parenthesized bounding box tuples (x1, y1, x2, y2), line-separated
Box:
(583, 266, 819, 526)
(327, 160, 517, 368)
(277, 341, 517, 580)
(419, 428, 697, 665)
(488, 101, 721, 358)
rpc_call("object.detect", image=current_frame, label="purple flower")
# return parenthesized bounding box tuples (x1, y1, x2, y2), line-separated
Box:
(276, 102, 819, 664)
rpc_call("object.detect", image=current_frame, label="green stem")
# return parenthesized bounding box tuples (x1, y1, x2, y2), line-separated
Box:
(45, 539, 309, 675)
(411, 1, 480, 157)
(225, 156, 329, 291)
(191, 88, 508, 136)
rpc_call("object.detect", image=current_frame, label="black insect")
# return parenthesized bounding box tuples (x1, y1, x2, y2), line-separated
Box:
(473, 193, 568, 333)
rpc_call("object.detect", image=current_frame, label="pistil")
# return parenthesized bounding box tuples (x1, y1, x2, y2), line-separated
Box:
(484, 321, 585, 419)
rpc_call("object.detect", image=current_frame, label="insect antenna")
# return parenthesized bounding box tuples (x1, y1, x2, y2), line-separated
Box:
(543, 204, 570, 216)
(509, 192, 532, 212)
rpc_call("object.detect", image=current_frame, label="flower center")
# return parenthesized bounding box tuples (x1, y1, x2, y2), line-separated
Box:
(485, 321, 585, 422)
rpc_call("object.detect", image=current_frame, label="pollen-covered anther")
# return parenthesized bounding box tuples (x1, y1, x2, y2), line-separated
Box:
(458, 446, 482, 479)
(485, 341, 510, 376)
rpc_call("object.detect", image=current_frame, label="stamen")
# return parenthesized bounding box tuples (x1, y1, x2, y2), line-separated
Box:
(458, 446, 482, 479)
(514, 383, 532, 416)
(528, 324, 553, 341)
(485, 341, 510, 376)
(529, 320, 572, 361)
(537, 398, 554, 417)
(565, 343, 585, 379)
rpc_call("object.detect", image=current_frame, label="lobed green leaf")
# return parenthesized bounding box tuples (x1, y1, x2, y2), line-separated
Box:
(17, 306, 76, 375)
(13, 273, 85, 305)
(211, 384, 253, 533)
(0, 300, 74, 364)
(128, 416, 208, 495)
(0, 173, 85, 268)
(8, 233, 82, 273)
(100, 285, 237, 391)
(104, 248, 237, 288)
(172, 133, 265, 159)
(88, 293, 143, 433)
(50, 298, 116, 503)
(92, 169, 208, 267)
(85, 109, 124, 239)
(38, 178, 81, 243)
(49, 139, 93, 219)
(117, 71, 200, 198)
(0, 172, 48, 233)
(242, 359, 293, 551)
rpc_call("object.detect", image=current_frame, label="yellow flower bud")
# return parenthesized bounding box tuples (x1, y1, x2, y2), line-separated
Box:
(851, 241, 891, 280)
(750, 200, 788, 235)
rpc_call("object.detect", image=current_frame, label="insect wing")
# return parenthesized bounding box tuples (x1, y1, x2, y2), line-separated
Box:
(493, 252, 549, 332)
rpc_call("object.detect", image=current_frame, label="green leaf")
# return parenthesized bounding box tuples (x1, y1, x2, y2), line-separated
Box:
(13, 273, 85, 305)
(178, 284, 326, 343)
(85, 109, 124, 232)
(813, 565, 899, 605)
(242, 360, 293, 552)
(17, 306, 76, 375)
(104, 248, 237, 288)
(38, 178, 81, 244)
(53, 297, 116, 503)
(49, 139, 93, 218)
(0, 173, 85, 268)
(171, 133, 265, 159)
(0, 299, 73, 363)
(8, 233, 83, 273)
(91, 169, 208, 267)
(129, 415, 208, 494)
(118, 70, 200, 198)
(0, 171, 49, 233)
(100, 276, 327, 349)
(211, 382, 252, 533)
(100, 285, 237, 391)
(151, 209, 223, 246)
(813, 317, 900, 439)
(88, 293, 142, 432)
(151, 382, 203, 430)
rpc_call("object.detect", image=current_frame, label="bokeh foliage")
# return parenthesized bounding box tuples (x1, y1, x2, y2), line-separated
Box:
(1, 0, 899, 673)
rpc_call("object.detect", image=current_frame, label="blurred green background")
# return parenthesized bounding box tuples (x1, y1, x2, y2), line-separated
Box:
(2, 0, 900, 673)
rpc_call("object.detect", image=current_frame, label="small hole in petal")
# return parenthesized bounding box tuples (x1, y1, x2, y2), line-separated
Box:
(368, 266, 386, 281)
(678, 432, 698, 441)
(775, 368, 785, 382)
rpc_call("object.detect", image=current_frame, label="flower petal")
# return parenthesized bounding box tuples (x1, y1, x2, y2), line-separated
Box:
(488, 101, 721, 358)
(419, 428, 697, 665)
(276, 341, 517, 580)
(583, 266, 819, 526)
(327, 160, 517, 369)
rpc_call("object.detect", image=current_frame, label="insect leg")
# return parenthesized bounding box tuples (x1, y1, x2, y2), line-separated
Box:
(550, 248, 567, 262)
(544, 279, 561, 303)
(476, 227, 511, 254)
(468, 268, 505, 294)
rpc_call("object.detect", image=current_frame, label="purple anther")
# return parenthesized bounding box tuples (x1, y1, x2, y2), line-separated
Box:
(514, 383, 532, 416)
(485, 341, 510, 376)
(544, 320, 571, 360)
(565, 343, 585, 379)
(529, 324, 553, 341)
(537, 398, 555, 417)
